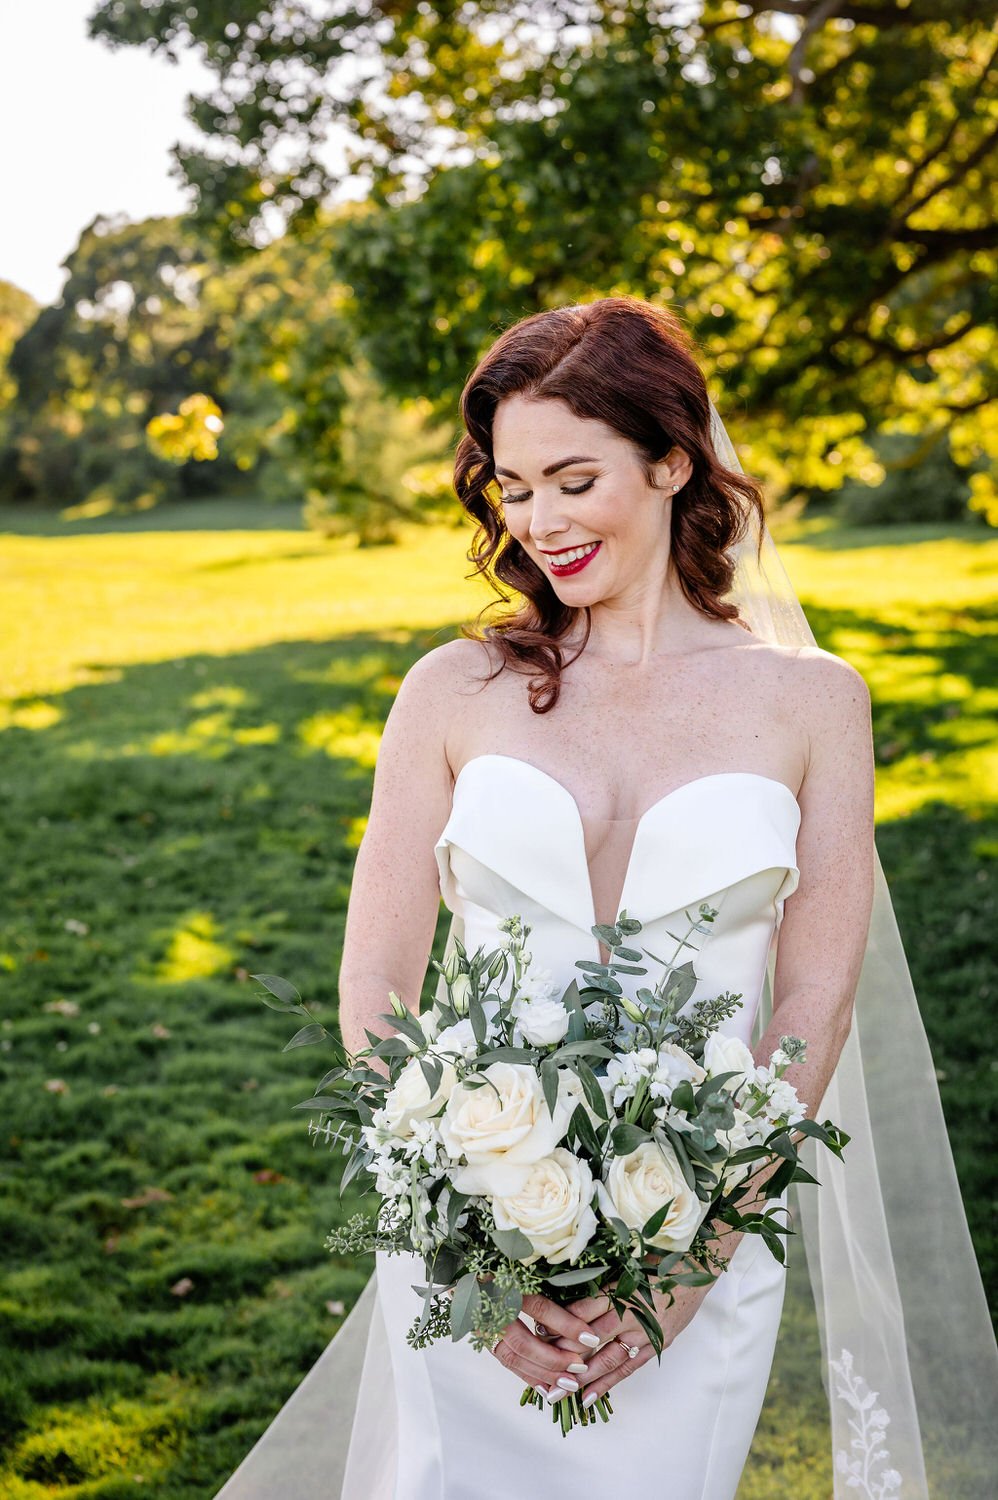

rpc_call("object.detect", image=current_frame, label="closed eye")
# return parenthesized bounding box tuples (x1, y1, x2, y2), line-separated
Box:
(500, 477, 597, 504)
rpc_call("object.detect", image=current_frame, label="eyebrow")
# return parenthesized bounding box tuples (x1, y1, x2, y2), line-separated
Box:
(494, 455, 598, 481)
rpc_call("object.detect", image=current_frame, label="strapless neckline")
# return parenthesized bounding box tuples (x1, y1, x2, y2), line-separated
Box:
(442, 755, 801, 956)
(452, 754, 800, 827)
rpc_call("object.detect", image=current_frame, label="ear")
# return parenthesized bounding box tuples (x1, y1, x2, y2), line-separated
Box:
(653, 444, 693, 493)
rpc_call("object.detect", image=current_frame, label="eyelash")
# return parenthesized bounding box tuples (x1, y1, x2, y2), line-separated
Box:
(500, 477, 597, 504)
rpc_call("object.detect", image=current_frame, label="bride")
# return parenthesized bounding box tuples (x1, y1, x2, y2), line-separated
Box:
(217, 297, 997, 1499)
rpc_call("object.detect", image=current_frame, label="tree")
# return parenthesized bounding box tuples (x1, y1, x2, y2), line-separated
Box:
(88, 1, 998, 520)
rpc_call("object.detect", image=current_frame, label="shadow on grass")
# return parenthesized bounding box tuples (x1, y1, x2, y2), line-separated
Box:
(0, 609, 993, 1497)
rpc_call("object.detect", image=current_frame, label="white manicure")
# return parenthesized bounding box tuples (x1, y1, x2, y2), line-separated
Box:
(579, 1331, 600, 1347)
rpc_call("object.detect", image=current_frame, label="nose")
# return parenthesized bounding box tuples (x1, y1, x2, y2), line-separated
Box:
(528, 488, 572, 546)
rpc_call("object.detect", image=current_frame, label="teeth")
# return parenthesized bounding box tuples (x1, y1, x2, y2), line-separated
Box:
(548, 542, 599, 566)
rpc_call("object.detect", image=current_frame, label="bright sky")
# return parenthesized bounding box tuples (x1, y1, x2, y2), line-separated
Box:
(0, 0, 215, 306)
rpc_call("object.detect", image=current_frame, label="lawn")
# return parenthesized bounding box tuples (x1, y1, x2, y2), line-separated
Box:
(0, 504, 994, 1497)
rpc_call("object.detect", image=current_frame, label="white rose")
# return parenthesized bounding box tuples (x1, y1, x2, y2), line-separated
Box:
(432, 1018, 479, 1061)
(518, 965, 561, 1003)
(597, 1139, 710, 1252)
(440, 1062, 576, 1196)
(510, 994, 570, 1047)
(601, 1046, 658, 1108)
(383, 1054, 458, 1139)
(703, 1033, 756, 1093)
(491, 1147, 598, 1265)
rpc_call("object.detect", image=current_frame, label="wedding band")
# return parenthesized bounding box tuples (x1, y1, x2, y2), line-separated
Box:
(614, 1335, 640, 1359)
(490, 1332, 504, 1354)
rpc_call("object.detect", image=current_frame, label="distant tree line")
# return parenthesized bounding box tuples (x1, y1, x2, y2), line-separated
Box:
(0, 1, 993, 534)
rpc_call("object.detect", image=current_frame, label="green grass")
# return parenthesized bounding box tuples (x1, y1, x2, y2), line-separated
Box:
(0, 501, 994, 1497)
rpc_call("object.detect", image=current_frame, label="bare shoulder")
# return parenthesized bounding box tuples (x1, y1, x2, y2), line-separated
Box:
(778, 644, 873, 788)
(399, 635, 498, 704)
(784, 643, 871, 717)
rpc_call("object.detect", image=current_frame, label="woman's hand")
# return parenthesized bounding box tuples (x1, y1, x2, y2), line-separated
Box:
(548, 1276, 715, 1406)
(480, 1291, 601, 1400)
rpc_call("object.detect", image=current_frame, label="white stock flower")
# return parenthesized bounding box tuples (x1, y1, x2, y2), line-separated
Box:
(382, 1054, 458, 1139)
(440, 1061, 576, 1196)
(759, 1077, 807, 1127)
(600, 1047, 658, 1109)
(491, 1147, 598, 1265)
(597, 1139, 710, 1252)
(703, 1033, 756, 1092)
(510, 993, 570, 1047)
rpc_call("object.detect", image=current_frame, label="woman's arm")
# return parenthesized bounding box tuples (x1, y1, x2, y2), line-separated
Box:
(337, 642, 468, 1074)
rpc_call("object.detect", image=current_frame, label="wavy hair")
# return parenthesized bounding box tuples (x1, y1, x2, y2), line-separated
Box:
(453, 296, 766, 714)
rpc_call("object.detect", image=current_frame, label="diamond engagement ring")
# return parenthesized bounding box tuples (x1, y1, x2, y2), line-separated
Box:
(613, 1335, 640, 1359)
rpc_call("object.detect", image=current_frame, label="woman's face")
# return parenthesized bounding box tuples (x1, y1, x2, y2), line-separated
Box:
(491, 395, 690, 601)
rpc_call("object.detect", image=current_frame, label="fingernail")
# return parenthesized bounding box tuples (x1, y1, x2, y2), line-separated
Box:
(567, 1361, 589, 1374)
(533, 1384, 548, 1398)
(546, 1386, 568, 1404)
(556, 1376, 579, 1392)
(579, 1331, 600, 1347)
(582, 1390, 599, 1409)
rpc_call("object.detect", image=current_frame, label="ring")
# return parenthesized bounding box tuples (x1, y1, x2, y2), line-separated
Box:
(613, 1335, 640, 1359)
(490, 1332, 505, 1354)
(533, 1321, 557, 1341)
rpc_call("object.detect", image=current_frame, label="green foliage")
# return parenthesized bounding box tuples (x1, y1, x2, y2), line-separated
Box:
(88, 1, 998, 519)
(0, 507, 993, 1494)
(0, 214, 236, 513)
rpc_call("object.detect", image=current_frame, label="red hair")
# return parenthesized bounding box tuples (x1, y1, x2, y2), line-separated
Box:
(453, 297, 765, 714)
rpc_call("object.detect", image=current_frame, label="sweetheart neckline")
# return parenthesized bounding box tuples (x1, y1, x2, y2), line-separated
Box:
(440, 755, 801, 960)
(451, 753, 801, 830)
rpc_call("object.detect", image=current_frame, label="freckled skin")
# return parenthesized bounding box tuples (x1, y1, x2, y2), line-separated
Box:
(338, 395, 876, 1399)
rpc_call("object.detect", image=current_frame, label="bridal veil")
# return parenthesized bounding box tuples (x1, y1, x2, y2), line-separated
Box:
(215, 401, 997, 1500)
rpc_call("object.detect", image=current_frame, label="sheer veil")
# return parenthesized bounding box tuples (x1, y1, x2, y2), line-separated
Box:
(215, 402, 997, 1500)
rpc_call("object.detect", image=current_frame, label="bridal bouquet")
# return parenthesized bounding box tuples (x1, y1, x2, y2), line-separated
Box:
(256, 907, 849, 1434)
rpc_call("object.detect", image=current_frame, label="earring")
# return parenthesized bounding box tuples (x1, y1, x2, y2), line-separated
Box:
(672, 484, 680, 492)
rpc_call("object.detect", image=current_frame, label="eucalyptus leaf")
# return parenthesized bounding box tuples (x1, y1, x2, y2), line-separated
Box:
(544, 1263, 610, 1287)
(540, 1057, 559, 1120)
(641, 1198, 675, 1240)
(282, 1022, 327, 1051)
(252, 972, 303, 1008)
(568, 1101, 601, 1159)
(491, 1225, 534, 1259)
(611, 1122, 649, 1155)
(670, 1080, 696, 1114)
(450, 1272, 483, 1341)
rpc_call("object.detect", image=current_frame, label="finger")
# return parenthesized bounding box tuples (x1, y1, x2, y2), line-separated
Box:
(520, 1293, 604, 1351)
(576, 1327, 645, 1386)
(492, 1321, 591, 1384)
(560, 1291, 612, 1322)
(581, 1341, 656, 1406)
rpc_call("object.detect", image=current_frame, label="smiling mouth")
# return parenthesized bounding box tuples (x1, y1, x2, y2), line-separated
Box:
(543, 541, 602, 576)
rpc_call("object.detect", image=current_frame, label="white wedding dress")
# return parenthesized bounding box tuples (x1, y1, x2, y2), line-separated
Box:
(217, 752, 803, 1500)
